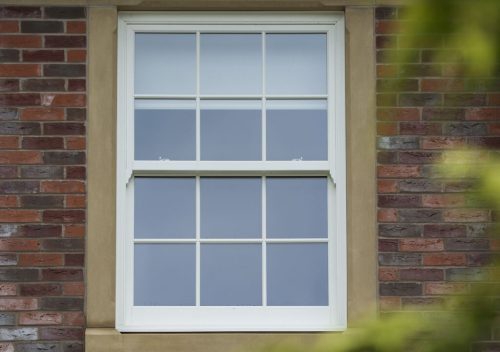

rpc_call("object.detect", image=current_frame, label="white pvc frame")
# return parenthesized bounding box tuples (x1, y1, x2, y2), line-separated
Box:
(116, 11, 346, 332)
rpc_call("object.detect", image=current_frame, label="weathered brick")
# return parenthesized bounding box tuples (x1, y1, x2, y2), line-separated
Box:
(0, 224, 17, 237)
(424, 224, 466, 238)
(401, 297, 444, 310)
(398, 209, 442, 223)
(443, 180, 475, 192)
(44, 36, 86, 48)
(0, 210, 40, 223)
(0, 313, 15, 326)
(0, 136, 18, 149)
(20, 196, 63, 209)
(424, 282, 468, 295)
(44, 123, 85, 136)
(378, 179, 398, 193)
(379, 239, 398, 252)
(379, 224, 422, 237)
(377, 123, 398, 137)
(22, 137, 64, 150)
(446, 268, 488, 282)
(0, 284, 16, 296)
(467, 253, 492, 267)
(0, 255, 16, 266)
(377, 49, 419, 63)
(400, 122, 442, 135)
(379, 267, 399, 281)
(0, 327, 37, 341)
(0, 181, 39, 194)
(41, 269, 83, 281)
(66, 108, 85, 121)
(400, 238, 444, 252)
(0, 108, 17, 120)
(0, 93, 40, 106)
(377, 93, 397, 106)
(39, 328, 83, 341)
(64, 254, 83, 266)
(378, 195, 421, 208)
(20, 108, 64, 121)
(42, 239, 83, 251)
(67, 79, 85, 92)
(399, 93, 442, 107)
(421, 79, 464, 92)
(400, 268, 443, 281)
(62, 282, 83, 296)
(0, 36, 41, 48)
(18, 224, 61, 238)
(0, 122, 40, 135)
(17, 344, 58, 352)
(380, 283, 422, 296)
(40, 297, 82, 311)
(21, 79, 65, 92)
(399, 151, 440, 164)
(422, 194, 465, 208)
(466, 224, 491, 238)
(378, 208, 397, 222)
(375, 7, 398, 20)
(378, 165, 421, 178)
(63, 343, 83, 352)
(399, 179, 442, 193)
(444, 238, 489, 251)
(0, 7, 41, 18)
(444, 122, 487, 136)
(377, 136, 419, 150)
(0, 269, 38, 282)
(444, 94, 487, 107)
(377, 79, 418, 92)
(41, 181, 84, 194)
(41, 94, 85, 107)
(443, 209, 489, 223)
(19, 254, 63, 267)
(0, 79, 18, 92)
(378, 253, 421, 266)
(43, 152, 85, 165)
(422, 136, 466, 149)
(22, 50, 64, 62)
(20, 166, 63, 179)
(63, 312, 84, 325)
(20, 284, 61, 297)
(423, 253, 467, 266)
(377, 108, 419, 121)
(44, 7, 86, 19)
(422, 108, 465, 121)
(19, 312, 62, 326)
(399, 64, 441, 77)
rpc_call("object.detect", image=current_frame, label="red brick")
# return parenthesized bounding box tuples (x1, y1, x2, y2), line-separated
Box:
(0, 298, 37, 310)
(19, 253, 63, 267)
(488, 93, 500, 106)
(0, 21, 19, 33)
(377, 108, 419, 121)
(68, 79, 85, 92)
(39, 327, 84, 340)
(377, 122, 398, 136)
(63, 224, 84, 238)
(378, 180, 398, 193)
(20, 283, 61, 296)
(67, 49, 86, 62)
(422, 194, 465, 208)
(379, 239, 398, 251)
(66, 166, 85, 179)
(421, 79, 464, 92)
(41, 93, 85, 107)
(0, 284, 16, 296)
(423, 253, 466, 266)
(0, 210, 40, 223)
(66, 21, 86, 33)
(424, 282, 468, 295)
(65, 136, 85, 150)
(20, 108, 64, 121)
(66, 195, 85, 208)
(44, 35, 85, 48)
(400, 239, 444, 252)
(422, 136, 466, 149)
(378, 195, 421, 208)
(378, 165, 421, 178)
(378, 208, 397, 222)
(489, 123, 500, 135)
(41, 268, 83, 281)
(375, 20, 403, 34)
(0, 239, 40, 251)
(0, 35, 41, 48)
(0, 151, 41, 164)
(62, 282, 83, 296)
(0, 195, 17, 207)
(43, 210, 85, 223)
(19, 312, 62, 325)
(443, 209, 490, 222)
(379, 267, 399, 281)
(0, 136, 18, 149)
(399, 122, 442, 136)
(22, 49, 64, 62)
(0, 93, 40, 106)
(63, 311, 84, 325)
(41, 181, 84, 193)
(399, 268, 443, 281)
(22, 137, 64, 149)
(0, 64, 39, 77)
(465, 108, 500, 120)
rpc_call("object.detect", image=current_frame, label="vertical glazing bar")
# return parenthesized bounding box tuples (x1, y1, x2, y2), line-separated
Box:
(262, 176, 267, 306)
(196, 176, 201, 306)
(262, 32, 267, 162)
(196, 32, 201, 162)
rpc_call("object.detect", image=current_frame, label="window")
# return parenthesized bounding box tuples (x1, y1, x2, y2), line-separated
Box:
(116, 12, 346, 332)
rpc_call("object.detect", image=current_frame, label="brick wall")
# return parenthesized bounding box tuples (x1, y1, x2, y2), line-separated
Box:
(375, 5, 499, 343)
(0, 6, 86, 352)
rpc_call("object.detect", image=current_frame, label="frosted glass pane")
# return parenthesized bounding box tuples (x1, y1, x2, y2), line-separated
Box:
(134, 244, 195, 306)
(135, 100, 196, 160)
(267, 177, 327, 238)
(135, 33, 196, 95)
(134, 178, 195, 239)
(201, 244, 262, 306)
(201, 177, 261, 238)
(200, 34, 262, 95)
(201, 101, 261, 161)
(266, 34, 327, 95)
(267, 243, 328, 306)
(266, 100, 327, 161)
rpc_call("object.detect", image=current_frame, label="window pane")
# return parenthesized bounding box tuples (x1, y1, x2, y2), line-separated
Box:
(201, 244, 262, 306)
(201, 101, 261, 161)
(266, 34, 327, 95)
(267, 177, 327, 238)
(201, 177, 261, 238)
(267, 243, 328, 306)
(266, 100, 327, 161)
(200, 34, 262, 95)
(134, 178, 195, 239)
(134, 244, 196, 306)
(135, 100, 196, 161)
(135, 33, 196, 95)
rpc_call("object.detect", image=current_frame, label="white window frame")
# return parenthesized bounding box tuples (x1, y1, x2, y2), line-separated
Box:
(116, 11, 346, 332)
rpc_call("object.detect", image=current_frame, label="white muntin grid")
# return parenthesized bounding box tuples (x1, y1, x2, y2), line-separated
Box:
(116, 12, 346, 332)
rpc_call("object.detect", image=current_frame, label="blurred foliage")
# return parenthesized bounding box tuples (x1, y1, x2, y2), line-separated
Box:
(399, 0, 500, 77)
(261, 1, 500, 351)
